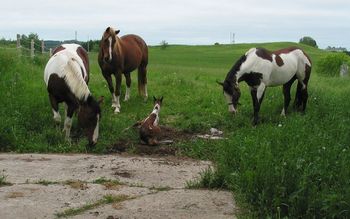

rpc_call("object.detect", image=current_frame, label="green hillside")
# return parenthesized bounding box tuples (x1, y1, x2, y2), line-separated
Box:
(0, 42, 349, 218)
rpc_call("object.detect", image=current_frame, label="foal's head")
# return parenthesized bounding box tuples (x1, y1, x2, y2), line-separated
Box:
(218, 80, 241, 113)
(100, 27, 120, 63)
(78, 96, 103, 146)
(152, 96, 163, 113)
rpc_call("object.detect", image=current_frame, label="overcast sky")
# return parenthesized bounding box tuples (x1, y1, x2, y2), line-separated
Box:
(1, 0, 349, 49)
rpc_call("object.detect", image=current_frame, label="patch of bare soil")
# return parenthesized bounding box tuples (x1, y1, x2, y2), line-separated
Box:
(108, 126, 194, 156)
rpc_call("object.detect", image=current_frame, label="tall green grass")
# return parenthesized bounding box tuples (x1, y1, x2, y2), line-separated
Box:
(0, 42, 349, 217)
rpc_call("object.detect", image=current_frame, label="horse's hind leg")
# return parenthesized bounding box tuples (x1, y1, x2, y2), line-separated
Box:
(63, 103, 76, 141)
(49, 94, 61, 124)
(281, 76, 296, 116)
(294, 81, 303, 110)
(138, 65, 148, 100)
(124, 72, 131, 101)
(301, 65, 311, 112)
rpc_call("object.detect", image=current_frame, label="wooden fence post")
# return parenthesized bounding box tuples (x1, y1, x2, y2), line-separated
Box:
(41, 40, 45, 54)
(30, 39, 35, 58)
(16, 34, 21, 48)
(49, 48, 52, 57)
(16, 34, 22, 56)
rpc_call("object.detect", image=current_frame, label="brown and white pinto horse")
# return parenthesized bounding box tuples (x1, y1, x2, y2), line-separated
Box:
(218, 47, 312, 125)
(98, 27, 148, 114)
(44, 44, 102, 146)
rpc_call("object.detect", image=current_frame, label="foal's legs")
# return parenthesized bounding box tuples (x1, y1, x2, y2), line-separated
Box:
(281, 76, 296, 116)
(114, 72, 122, 113)
(138, 65, 148, 100)
(49, 94, 61, 123)
(250, 83, 266, 125)
(124, 72, 131, 101)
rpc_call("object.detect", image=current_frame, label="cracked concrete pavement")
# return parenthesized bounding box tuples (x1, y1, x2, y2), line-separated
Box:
(0, 153, 237, 218)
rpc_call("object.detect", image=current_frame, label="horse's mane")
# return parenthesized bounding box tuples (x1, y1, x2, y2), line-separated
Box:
(225, 54, 247, 82)
(64, 58, 90, 101)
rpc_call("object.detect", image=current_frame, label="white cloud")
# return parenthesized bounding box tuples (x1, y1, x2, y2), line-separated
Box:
(0, 0, 349, 48)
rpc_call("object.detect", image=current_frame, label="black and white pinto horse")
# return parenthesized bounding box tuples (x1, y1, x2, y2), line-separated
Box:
(218, 47, 312, 125)
(44, 44, 102, 146)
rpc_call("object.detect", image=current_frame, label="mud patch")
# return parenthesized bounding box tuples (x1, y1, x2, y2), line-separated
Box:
(6, 192, 24, 199)
(108, 126, 194, 156)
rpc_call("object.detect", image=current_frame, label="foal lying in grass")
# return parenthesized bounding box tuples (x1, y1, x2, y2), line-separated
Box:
(135, 96, 163, 145)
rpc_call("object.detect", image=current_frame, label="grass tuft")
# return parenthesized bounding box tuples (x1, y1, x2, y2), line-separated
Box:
(55, 194, 129, 218)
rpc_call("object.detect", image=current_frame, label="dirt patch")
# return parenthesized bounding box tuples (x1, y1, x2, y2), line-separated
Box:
(65, 180, 88, 190)
(108, 126, 194, 156)
(16, 157, 52, 162)
(6, 192, 24, 199)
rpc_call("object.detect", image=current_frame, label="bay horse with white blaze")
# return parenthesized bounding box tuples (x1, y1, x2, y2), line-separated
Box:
(218, 47, 312, 125)
(44, 44, 102, 146)
(98, 27, 148, 113)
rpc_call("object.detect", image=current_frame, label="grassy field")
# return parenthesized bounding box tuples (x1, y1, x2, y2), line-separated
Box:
(0, 42, 349, 218)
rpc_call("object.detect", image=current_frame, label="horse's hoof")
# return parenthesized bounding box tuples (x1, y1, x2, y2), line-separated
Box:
(280, 109, 286, 117)
(124, 96, 130, 102)
(114, 107, 120, 114)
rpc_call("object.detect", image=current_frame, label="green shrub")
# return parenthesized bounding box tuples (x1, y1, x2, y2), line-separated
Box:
(299, 36, 318, 48)
(318, 52, 350, 77)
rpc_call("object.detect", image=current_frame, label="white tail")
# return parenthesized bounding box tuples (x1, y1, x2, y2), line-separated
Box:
(64, 58, 90, 101)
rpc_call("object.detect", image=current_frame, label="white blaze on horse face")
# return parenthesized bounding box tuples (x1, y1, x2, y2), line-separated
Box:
(108, 36, 112, 62)
(92, 115, 100, 144)
(224, 92, 236, 113)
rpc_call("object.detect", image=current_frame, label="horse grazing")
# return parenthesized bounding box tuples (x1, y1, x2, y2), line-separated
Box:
(135, 96, 163, 145)
(44, 44, 103, 146)
(98, 27, 148, 114)
(218, 47, 312, 125)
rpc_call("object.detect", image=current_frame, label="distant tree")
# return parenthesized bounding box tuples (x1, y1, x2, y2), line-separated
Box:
(20, 33, 42, 51)
(214, 42, 220, 46)
(160, 40, 168, 50)
(299, 36, 318, 48)
(81, 40, 100, 52)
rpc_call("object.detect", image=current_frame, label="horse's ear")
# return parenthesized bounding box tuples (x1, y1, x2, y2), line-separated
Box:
(106, 27, 110, 32)
(160, 96, 163, 102)
(216, 80, 224, 86)
(115, 30, 120, 35)
(98, 96, 104, 105)
(153, 96, 156, 102)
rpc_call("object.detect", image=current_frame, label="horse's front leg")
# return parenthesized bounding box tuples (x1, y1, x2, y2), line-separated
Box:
(103, 73, 116, 109)
(124, 72, 131, 101)
(250, 83, 266, 125)
(113, 72, 122, 113)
